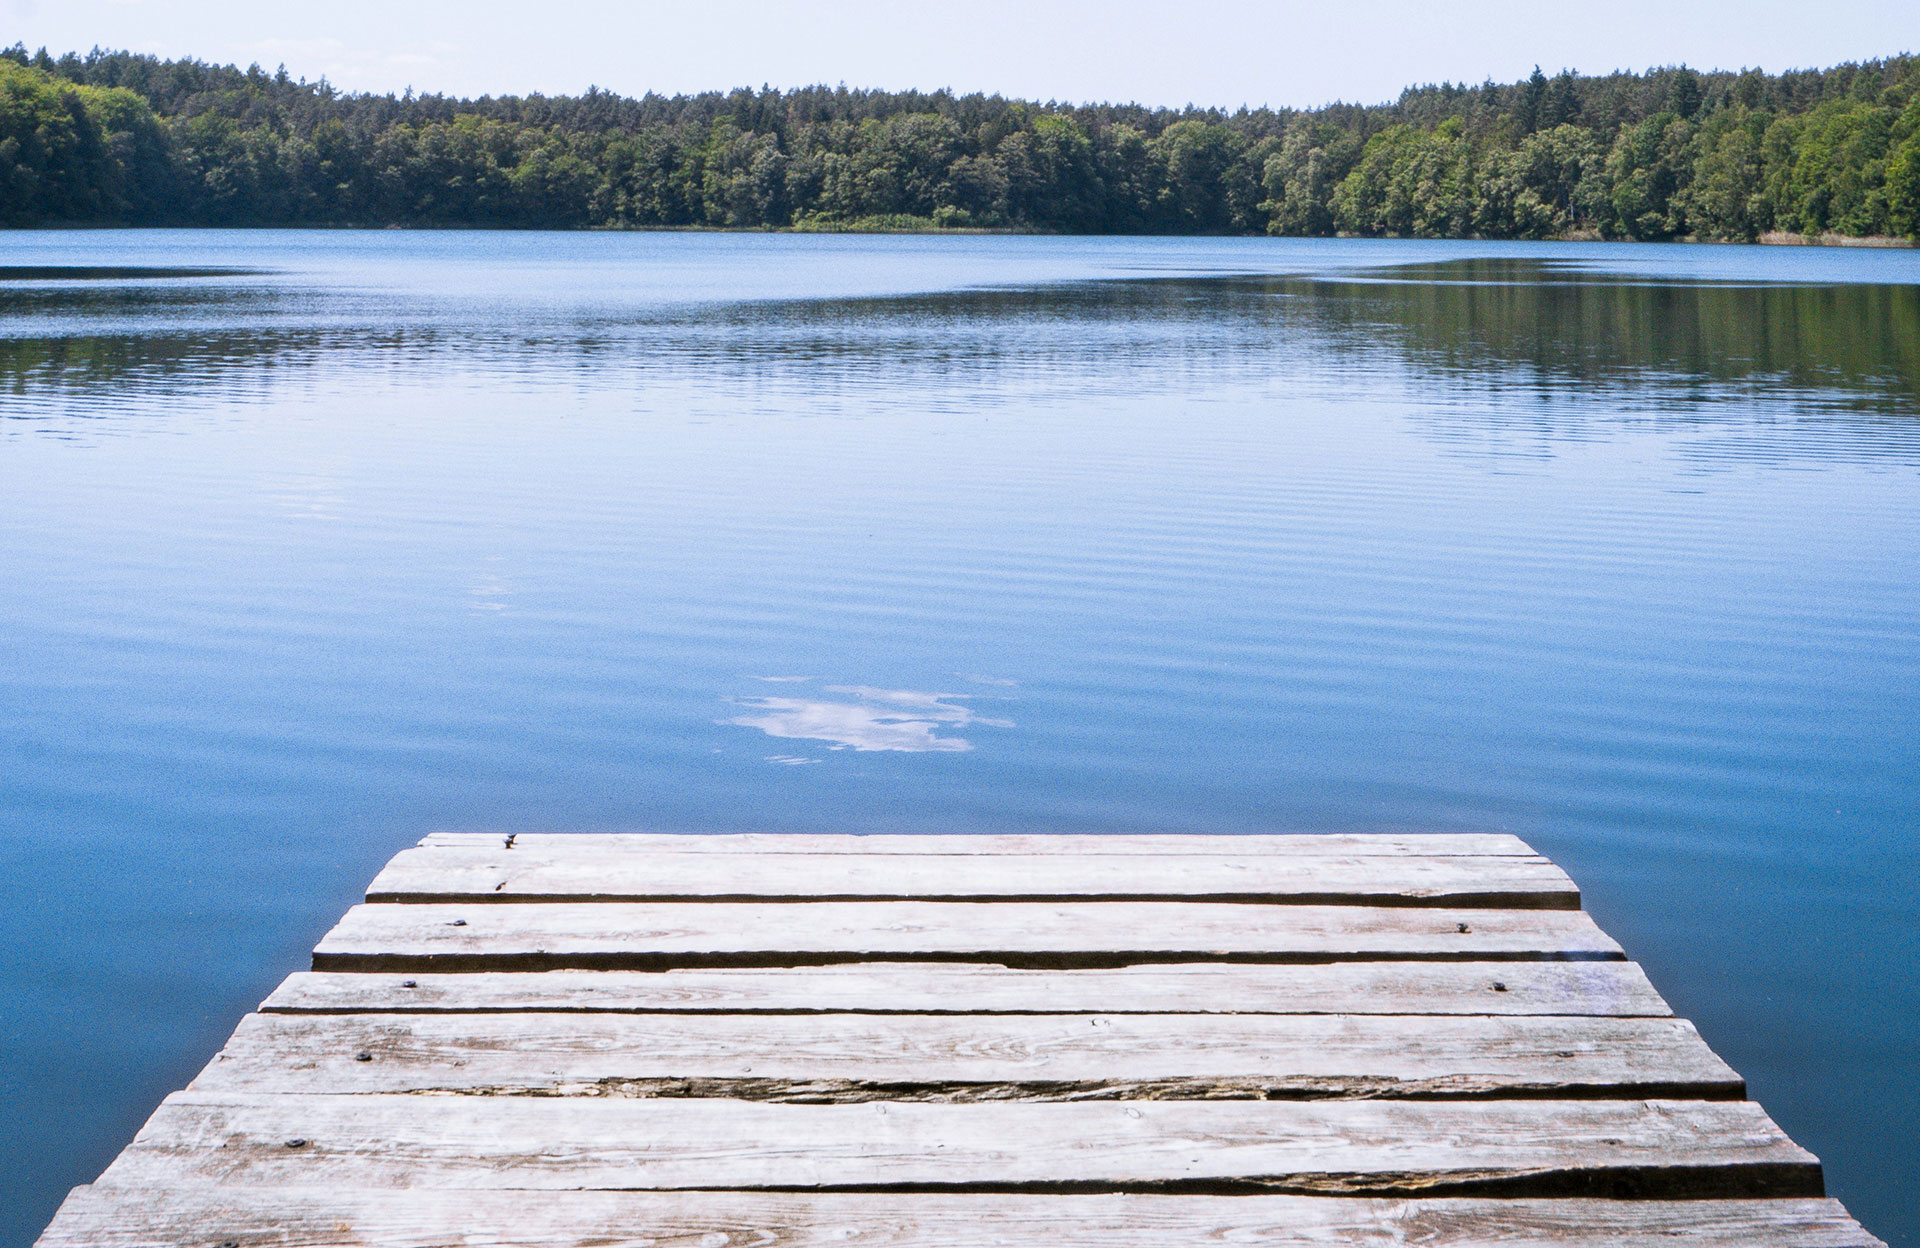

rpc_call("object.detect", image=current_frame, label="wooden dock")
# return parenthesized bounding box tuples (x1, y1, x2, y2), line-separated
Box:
(39, 832, 1885, 1246)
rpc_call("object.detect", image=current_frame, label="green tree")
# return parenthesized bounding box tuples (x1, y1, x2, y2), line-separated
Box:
(1477, 124, 1602, 237)
(511, 133, 602, 227)
(5, 44, 1919, 240)
(1887, 92, 1920, 237)
(1094, 123, 1155, 230)
(1331, 120, 1474, 237)
(1674, 106, 1772, 239)
(1773, 98, 1894, 236)
(997, 115, 1101, 230)
(1602, 112, 1693, 239)
(0, 59, 124, 222)
(1260, 121, 1359, 236)
(1148, 120, 1256, 232)
(700, 123, 787, 226)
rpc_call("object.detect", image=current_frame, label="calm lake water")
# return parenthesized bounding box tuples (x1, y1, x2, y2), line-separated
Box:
(1, 231, 1916, 1245)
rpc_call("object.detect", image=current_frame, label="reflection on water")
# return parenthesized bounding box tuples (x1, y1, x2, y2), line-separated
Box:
(4, 256, 1915, 458)
(0, 233, 1916, 1248)
(725, 684, 1012, 754)
(1274, 261, 1920, 417)
(0, 266, 255, 281)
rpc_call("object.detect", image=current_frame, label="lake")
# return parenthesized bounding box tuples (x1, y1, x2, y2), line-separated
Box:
(1, 231, 1916, 1246)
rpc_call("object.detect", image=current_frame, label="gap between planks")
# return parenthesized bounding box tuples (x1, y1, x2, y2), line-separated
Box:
(368, 848, 1579, 908)
(262, 961, 1675, 1016)
(310, 901, 1624, 972)
(191, 1011, 1744, 1102)
(99, 1094, 1822, 1200)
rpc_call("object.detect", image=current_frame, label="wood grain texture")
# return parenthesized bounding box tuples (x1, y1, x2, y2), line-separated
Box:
(37, 832, 1887, 1248)
(190, 1011, 1742, 1101)
(368, 848, 1579, 907)
(263, 961, 1675, 1017)
(419, 832, 1539, 856)
(311, 901, 1625, 971)
(99, 1094, 1819, 1199)
(40, 1188, 1889, 1248)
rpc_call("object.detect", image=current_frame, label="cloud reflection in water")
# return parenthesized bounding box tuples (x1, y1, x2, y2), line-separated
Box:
(725, 683, 1011, 754)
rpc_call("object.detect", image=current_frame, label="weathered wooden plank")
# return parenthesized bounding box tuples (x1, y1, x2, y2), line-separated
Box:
(39, 1188, 1889, 1248)
(311, 902, 1625, 971)
(368, 848, 1579, 907)
(263, 961, 1675, 1017)
(189, 1011, 1743, 1101)
(97, 1094, 1819, 1199)
(420, 831, 1539, 856)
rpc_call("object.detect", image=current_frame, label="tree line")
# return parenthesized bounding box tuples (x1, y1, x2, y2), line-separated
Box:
(4, 44, 1917, 239)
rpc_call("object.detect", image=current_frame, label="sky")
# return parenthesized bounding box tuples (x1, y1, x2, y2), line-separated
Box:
(2, 0, 1915, 109)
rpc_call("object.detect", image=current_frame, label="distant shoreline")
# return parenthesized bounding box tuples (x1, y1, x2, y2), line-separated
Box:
(3, 223, 1913, 248)
(6, 45, 1917, 245)
(1755, 231, 1914, 248)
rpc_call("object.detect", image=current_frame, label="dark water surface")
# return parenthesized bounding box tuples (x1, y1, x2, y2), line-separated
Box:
(1, 232, 1916, 1245)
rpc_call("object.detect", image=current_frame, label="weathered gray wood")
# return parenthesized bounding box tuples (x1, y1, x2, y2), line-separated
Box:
(39, 1188, 1889, 1248)
(311, 901, 1624, 971)
(369, 848, 1579, 907)
(98, 1094, 1818, 1199)
(190, 1011, 1742, 1101)
(420, 831, 1539, 856)
(38, 832, 1886, 1248)
(263, 961, 1675, 1017)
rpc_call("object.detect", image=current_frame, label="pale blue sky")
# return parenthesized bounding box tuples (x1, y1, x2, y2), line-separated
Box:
(2, 0, 1913, 109)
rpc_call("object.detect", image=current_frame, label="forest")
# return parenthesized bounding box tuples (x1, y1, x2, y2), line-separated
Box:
(3, 44, 1917, 240)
